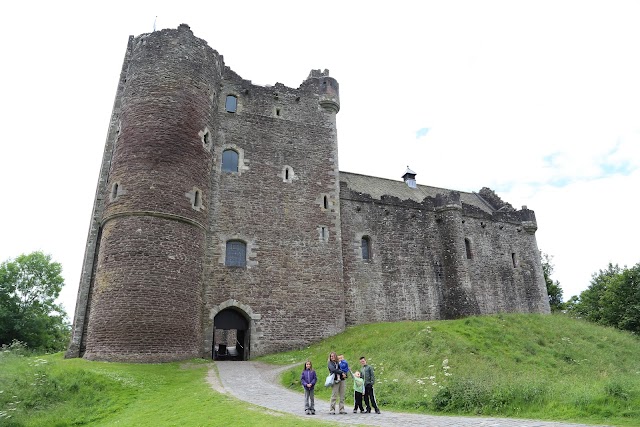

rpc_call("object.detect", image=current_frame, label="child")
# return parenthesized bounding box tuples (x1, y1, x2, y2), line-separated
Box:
(338, 354, 350, 378)
(352, 370, 365, 413)
(300, 360, 317, 415)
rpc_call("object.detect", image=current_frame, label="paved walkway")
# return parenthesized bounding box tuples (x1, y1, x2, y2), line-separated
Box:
(210, 361, 609, 427)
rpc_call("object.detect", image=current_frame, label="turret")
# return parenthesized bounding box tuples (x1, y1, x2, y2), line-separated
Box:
(434, 191, 480, 318)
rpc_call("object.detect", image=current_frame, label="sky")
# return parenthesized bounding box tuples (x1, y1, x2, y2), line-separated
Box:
(1, 1, 639, 320)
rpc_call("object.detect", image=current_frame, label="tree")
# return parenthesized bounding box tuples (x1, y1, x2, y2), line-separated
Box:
(0, 251, 70, 351)
(600, 263, 640, 333)
(569, 262, 639, 334)
(570, 263, 621, 324)
(541, 253, 564, 312)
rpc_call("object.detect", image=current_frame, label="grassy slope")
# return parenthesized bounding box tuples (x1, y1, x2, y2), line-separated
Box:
(261, 314, 640, 426)
(0, 314, 637, 426)
(0, 356, 330, 426)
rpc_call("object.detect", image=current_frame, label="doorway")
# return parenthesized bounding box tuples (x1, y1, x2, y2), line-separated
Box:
(213, 307, 250, 360)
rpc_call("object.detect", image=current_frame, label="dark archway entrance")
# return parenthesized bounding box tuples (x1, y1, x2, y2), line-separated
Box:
(213, 308, 250, 360)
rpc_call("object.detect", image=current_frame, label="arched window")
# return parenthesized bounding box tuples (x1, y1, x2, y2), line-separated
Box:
(225, 240, 246, 267)
(222, 149, 239, 172)
(225, 95, 237, 113)
(465, 238, 473, 259)
(361, 236, 371, 260)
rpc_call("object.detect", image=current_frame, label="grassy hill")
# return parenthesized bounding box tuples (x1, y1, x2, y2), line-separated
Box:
(261, 314, 639, 426)
(0, 314, 638, 426)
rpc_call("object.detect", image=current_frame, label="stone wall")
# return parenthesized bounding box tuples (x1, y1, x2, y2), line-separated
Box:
(202, 69, 345, 357)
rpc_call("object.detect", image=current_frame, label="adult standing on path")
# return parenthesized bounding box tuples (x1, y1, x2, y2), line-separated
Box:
(360, 356, 380, 414)
(328, 351, 347, 414)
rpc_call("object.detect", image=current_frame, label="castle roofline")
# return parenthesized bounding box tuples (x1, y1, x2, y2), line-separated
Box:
(339, 171, 495, 213)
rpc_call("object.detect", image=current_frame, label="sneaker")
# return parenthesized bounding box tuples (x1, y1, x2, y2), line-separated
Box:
(365, 409, 371, 413)
(353, 409, 357, 413)
(339, 411, 347, 414)
(305, 409, 309, 415)
(375, 409, 381, 414)
(329, 410, 335, 415)
(311, 410, 315, 415)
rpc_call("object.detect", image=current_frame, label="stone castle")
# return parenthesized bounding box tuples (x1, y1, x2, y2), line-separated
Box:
(66, 24, 550, 362)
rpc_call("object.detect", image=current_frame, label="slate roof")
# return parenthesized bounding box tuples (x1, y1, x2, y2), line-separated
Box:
(338, 171, 495, 214)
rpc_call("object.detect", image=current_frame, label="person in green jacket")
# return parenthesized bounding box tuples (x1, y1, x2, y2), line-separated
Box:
(359, 356, 380, 414)
(352, 370, 365, 413)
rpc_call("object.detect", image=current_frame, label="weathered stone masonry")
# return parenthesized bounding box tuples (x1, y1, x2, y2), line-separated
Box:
(67, 25, 549, 363)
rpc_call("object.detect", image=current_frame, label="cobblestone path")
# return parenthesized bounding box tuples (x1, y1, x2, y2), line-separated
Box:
(211, 361, 609, 427)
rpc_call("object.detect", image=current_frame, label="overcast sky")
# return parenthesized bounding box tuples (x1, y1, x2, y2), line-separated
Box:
(1, 1, 639, 318)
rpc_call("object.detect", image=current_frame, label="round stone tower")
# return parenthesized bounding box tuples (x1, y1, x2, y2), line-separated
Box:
(82, 25, 221, 362)
(434, 191, 480, 319)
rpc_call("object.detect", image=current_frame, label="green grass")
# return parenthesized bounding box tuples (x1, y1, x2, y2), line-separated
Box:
(1, 314, 638, 426)
(260, 313, 640, 426)
(0, 354, 330, 426)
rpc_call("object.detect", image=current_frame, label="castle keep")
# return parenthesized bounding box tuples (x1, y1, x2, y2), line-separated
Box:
(67, 25, 550, 362)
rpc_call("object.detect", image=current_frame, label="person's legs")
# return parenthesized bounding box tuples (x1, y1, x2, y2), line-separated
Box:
(367, 384, 380, 413)
(304, 388, 310, 412)
(354, 391, 364, 412)
(330, 382, 339, 413)
(310, 388, 315, 413)
(338, 380, 346, 413)
(363, 385, 371, 412)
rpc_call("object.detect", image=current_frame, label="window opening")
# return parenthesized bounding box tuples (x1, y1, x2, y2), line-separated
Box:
(194, 190, 201, 208)
(222, 149, 239, 172)
(512, 252, 517, 268)
(320, 226, 328, 241)
(225, 95, 237, 113)
(111, 183, 118, 200)
(465, 238, 472, 259)
(203, 131, 210, 147)
(276, 108, 281, 116)
(226, 240, 246, 267)
(323, 195, 329, 210)
(361, 236, 371, 260)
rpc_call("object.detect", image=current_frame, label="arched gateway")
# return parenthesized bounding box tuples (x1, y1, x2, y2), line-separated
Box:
(206, 300, 260, 361)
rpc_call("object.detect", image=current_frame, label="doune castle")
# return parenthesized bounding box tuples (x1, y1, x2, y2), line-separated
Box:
(66, 24, 550, 362)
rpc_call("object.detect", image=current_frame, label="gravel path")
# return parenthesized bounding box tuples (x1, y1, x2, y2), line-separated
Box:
(211, 361, 609, 427)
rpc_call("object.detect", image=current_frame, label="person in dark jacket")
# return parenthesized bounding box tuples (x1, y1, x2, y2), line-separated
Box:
(301, 360, 317, 415)
(328, 351, 347, 414)
(359, 356, 380, 414)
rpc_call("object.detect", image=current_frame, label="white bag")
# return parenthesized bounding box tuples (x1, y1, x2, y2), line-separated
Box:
(324, 373, 334, 387)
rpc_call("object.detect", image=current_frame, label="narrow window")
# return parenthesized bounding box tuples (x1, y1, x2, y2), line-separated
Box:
(361, 236, 371, 260)
(465, 238, 472, 259)
(222, 149, 239, 172)
(203, 131, 210, 147)
(320, 226, 328, 242)
(276, 108, 281, 116)
(225, 95, 237, 113)
(225, 240, 246, 267)
(323, 195, 329, 210)
(285, 168, 289, 180)
(111, 183, 119, 200)
(512, 252, 517, 268)
(194, 190, 201, 209)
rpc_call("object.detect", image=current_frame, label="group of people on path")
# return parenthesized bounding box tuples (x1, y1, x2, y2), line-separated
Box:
(300, 351, 380, 416)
